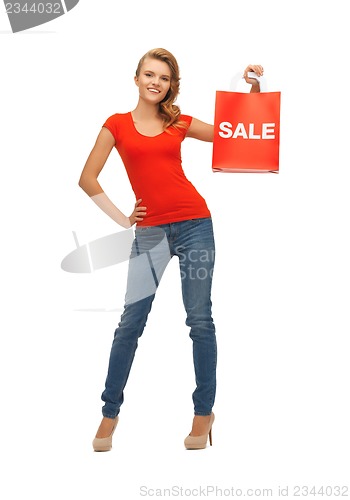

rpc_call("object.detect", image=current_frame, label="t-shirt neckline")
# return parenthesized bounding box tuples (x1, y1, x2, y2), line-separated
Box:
(129, 111, 166, 138)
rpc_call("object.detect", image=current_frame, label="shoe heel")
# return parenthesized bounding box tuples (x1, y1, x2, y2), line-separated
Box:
(209, 428, 213, 446)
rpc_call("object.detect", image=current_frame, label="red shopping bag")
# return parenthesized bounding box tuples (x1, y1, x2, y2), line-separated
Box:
(212, 77, 281, 173)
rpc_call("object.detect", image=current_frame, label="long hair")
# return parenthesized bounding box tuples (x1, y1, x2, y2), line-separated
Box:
(135, 48, 185, 131)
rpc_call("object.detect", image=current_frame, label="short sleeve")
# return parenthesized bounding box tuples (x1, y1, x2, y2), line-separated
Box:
(102, 114, 119, 143)
(179, 114, 193, 139)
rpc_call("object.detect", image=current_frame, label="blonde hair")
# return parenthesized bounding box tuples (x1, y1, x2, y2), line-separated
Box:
(135, 48, 185, 131)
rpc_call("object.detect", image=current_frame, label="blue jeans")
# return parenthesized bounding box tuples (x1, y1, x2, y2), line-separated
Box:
(101, 217, 217, 417)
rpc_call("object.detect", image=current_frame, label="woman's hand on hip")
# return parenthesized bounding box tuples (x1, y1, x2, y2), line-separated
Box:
(129, 199, 147, 226)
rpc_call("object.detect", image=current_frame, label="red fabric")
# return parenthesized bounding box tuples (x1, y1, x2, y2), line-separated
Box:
(103, 112, 211, 226)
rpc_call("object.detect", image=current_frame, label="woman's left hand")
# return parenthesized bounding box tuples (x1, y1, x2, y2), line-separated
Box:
(243, 64, 264, 85)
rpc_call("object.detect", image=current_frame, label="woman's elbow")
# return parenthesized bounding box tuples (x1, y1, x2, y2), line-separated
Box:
(78, 173, 86, 191)
(78, 173, 92, 194)
(78, 172, 101, 197)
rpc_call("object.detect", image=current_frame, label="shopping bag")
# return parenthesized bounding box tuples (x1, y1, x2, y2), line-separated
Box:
(212, 73, 281, 173)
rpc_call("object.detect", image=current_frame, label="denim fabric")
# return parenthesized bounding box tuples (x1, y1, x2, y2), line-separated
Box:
(101, 217, 217, 417)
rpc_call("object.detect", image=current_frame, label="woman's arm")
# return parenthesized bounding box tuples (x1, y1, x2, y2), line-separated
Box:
(78, 127, 146, 228)
(186, 64, 264, 142)
(186, 118, 214, 143)
(79, 127, 115, 196)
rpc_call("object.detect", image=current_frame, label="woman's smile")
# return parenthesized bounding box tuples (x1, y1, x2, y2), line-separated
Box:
(147, 87, 161, 94)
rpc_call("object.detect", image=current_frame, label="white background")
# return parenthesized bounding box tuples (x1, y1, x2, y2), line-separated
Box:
(1, 0, 349, 498)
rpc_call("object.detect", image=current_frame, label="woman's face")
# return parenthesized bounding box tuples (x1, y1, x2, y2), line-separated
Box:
(135, 57, 171, 104)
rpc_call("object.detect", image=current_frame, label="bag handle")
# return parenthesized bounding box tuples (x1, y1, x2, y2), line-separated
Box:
(229, 71, 268, 92)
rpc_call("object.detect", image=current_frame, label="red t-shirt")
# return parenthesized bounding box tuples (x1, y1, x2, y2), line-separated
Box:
(102, 112, 211, 226)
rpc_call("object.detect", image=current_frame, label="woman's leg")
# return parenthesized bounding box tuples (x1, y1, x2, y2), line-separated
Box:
(174, 218, 217, 417)
(100, 226, 172, 419)
(101, 295, 156, 418)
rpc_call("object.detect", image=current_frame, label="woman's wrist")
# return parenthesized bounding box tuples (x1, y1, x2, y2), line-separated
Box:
(91, 192, 130, 228)
(250, 81, 260, 93)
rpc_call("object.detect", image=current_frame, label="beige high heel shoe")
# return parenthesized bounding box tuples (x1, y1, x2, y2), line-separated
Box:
(92, 416, 119, 452)
(184, 412, 215, 450)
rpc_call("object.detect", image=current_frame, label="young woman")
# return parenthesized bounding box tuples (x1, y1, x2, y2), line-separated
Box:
(79, 48, 263, 451)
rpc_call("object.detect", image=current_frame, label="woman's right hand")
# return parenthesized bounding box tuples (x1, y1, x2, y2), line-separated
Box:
(129, 199, 147, 226)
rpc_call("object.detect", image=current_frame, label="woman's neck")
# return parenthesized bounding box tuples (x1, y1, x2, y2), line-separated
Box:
(132, 98, 160, 121)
